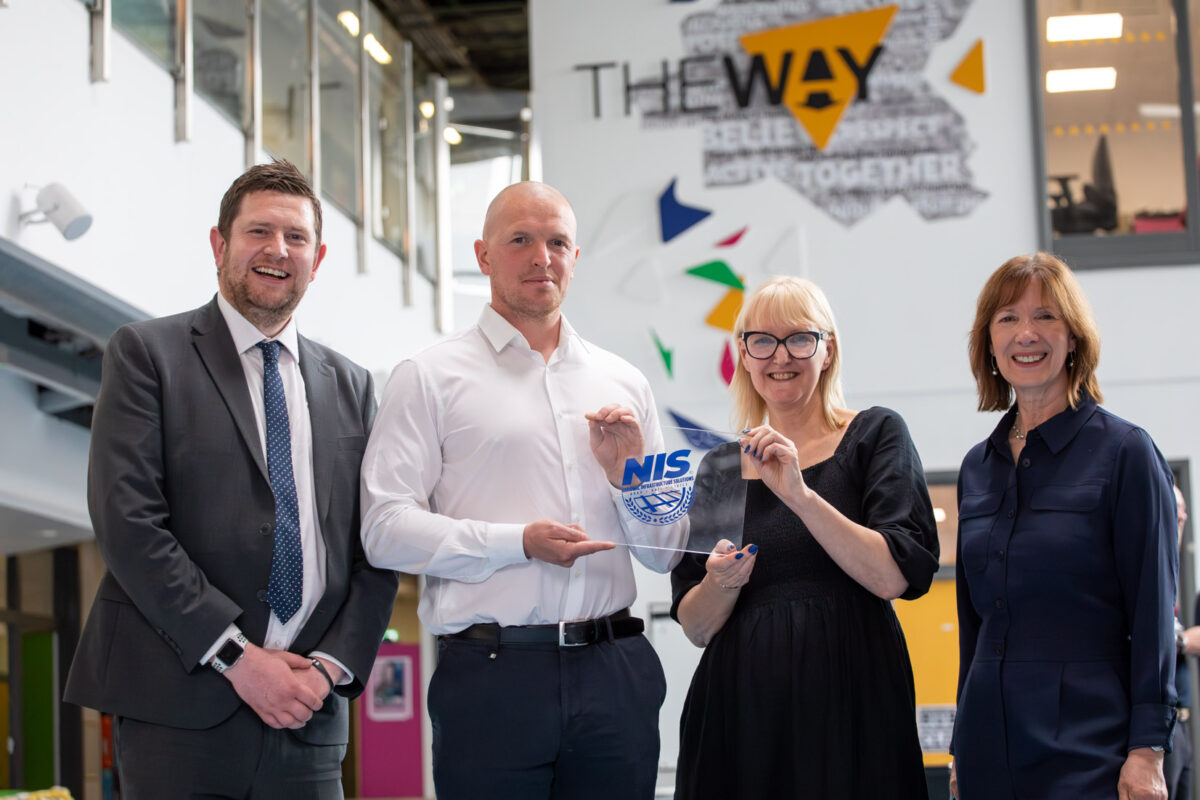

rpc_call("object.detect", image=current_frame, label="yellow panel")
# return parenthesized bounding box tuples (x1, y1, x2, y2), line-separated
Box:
(950, 39, 986, 94)
(894, 578, 959, 767)
(739, 6, 898, 150)
(0, 680, 8, 788)
(705, 288, 744, 332)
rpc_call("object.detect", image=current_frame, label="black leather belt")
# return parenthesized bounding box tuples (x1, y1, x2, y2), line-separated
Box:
(445, 609, 644, 648)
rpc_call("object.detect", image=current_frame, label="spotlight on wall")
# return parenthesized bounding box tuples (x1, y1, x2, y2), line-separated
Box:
(19, 183, 93, 241)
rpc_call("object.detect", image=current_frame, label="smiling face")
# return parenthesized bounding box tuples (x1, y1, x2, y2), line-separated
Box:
(739, 319, 833, 415)
(988, 278, 1076, 407)
(474, 183, 579, 326)
(210, 190, 326, 337)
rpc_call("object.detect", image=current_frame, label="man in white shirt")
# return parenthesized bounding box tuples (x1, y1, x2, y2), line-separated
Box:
(361, 181, 688, 799)
(65, 160, 398, 799)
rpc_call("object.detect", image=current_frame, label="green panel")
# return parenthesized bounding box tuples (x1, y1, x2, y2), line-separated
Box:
(21, 632, 54, 789)
(684, 260, 743, 290)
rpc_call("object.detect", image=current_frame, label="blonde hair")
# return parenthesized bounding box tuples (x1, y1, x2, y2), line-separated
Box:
(730, 276, 847, 431)
(968, 252, 1102, 411)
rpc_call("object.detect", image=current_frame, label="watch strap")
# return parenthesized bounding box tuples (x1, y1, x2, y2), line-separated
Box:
(311, 658, 335, 693)
(210, 630, 248, 674)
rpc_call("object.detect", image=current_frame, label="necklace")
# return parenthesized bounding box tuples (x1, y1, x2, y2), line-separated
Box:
(1011, 420, 1026, 440)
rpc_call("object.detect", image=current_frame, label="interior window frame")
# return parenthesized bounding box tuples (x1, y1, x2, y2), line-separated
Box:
(1026, 0, 1200, 269)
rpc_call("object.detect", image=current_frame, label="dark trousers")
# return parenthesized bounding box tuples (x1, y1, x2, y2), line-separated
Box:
(1167, 716, 1193, 800)
(429, 632, 667, 799)
(116, 705, 346, 800)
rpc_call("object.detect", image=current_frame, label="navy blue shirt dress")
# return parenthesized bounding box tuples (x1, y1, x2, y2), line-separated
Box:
(953, 398, 1178, 799)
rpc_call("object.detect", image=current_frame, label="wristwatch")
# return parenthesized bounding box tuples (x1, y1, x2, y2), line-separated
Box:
(210, 631, 249, 674)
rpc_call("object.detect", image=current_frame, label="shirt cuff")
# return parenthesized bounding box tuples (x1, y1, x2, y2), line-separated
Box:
(200, 623, 243, 667)
(609, 483, 636, 524)
(310, 651, 353, 686)
(488, 522, 529, 565)
(1128, 703, 1178, 751)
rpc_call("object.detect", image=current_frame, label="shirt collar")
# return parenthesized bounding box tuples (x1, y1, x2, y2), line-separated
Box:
(216, 292, 301, 362)
(983, 396, 1099, 459)
(476, 303, 589, 358)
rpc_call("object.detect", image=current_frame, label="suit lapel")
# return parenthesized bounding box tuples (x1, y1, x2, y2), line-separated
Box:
(299, 335, 337, 528)
(191, 299, 271, 485)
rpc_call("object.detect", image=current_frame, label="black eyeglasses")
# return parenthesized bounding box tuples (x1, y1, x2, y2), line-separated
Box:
(741, 330, 829, 360)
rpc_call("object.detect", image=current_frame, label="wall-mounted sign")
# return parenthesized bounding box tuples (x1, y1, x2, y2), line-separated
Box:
(574, 1, 987, 226)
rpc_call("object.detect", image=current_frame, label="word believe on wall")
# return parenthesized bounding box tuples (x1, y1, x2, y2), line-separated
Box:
(573, 1, 987, 227)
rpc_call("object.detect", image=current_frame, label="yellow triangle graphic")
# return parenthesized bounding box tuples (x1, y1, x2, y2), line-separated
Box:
(951, 39, 986, 94)
(705, 287, 744, 333)
(739, 6, 898, 151)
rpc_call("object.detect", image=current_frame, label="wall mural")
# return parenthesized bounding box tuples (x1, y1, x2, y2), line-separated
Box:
(575, 0, 988, 226)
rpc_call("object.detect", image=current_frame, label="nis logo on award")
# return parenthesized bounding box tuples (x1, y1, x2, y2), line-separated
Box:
(620, 449, 696, 526)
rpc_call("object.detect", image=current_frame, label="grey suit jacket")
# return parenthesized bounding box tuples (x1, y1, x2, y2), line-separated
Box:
(65, 298, 398, 744)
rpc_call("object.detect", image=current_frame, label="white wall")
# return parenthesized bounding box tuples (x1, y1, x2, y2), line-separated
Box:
(530, 0, 1200, 776)
(0, 0, 441, 532)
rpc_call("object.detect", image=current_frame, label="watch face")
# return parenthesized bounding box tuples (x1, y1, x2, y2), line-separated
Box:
(215, 639, 244, 666)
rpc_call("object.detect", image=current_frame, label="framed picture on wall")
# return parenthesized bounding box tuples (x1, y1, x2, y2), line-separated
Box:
(366, 654, 414, 722)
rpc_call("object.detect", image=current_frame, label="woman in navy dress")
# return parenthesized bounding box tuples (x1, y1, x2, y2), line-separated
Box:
(952, 253, 1178, 800)
(670, 276, 939, 799)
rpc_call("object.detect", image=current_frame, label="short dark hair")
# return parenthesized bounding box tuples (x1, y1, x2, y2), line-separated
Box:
(216, 159, 322, 243)
(968, 252, 1103, 411)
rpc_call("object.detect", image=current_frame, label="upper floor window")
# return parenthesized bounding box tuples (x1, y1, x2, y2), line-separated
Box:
(262, 0, 312, 174)
(1032, 0, 1200, 267)
(194, 1, 247, 125)
(113, 0, 175, 68)
(366, 4, 411, 254)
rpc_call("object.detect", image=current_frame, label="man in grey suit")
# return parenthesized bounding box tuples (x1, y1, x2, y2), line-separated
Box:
(65, 160, 398, 799)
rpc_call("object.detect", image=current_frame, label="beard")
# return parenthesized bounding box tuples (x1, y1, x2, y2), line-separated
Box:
(490, 278, 565, 323)
(218, 255, 309, 334)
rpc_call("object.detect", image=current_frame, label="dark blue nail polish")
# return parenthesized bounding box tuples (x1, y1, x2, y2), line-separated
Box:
(727, 544, 735, 551)
(748, 544, 759, 555)
(743, 445, 750, 453)
(735, 552, 744, 560)
(741, 428, 751, 434)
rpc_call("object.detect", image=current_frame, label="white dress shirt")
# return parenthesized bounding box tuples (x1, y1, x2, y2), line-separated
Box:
(361, 304, 688, 634)
(203, 294, 347, 679)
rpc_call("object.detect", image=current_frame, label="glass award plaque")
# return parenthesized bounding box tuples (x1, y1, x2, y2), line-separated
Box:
(615, 425, 750, 557)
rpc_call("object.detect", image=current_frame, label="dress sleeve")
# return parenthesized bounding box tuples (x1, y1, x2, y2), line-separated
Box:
(669, 443, 745, 620)
(855, 408, 940, 601)
(1111, 426, 1179, 749)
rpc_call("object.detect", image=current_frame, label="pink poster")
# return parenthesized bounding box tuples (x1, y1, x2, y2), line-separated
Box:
(358, 642, 423, 798)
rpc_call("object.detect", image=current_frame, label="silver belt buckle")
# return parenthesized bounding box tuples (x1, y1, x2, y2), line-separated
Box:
(558, 620, 587, 647)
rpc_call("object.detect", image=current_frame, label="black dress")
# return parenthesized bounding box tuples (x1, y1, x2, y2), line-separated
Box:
(670, 407, 940, 800)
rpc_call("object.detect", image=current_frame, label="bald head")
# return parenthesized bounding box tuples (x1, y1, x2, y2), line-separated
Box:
(474, 181, 580, 330)
(481, 181, 577, 242)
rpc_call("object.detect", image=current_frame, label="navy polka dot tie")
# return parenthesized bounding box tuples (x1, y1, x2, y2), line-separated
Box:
(257, 340, 302, 624)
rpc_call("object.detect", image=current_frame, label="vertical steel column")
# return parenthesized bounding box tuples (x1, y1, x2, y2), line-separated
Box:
(174, 0, 193, 142)
(245, 0, 262, 167)
(89, 0, 111, 83)
(401, 41, 416, 306)
(356, 0, 370, 274)
(308, 0, 321, 191)
(430, 74, 452, 333)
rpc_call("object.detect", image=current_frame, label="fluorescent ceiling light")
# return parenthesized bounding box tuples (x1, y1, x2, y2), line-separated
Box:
(364, 33, 391, 65)
(337, 11, 360, 37)
(1138, 102, 1200, 118)
(1046, 67, 1116, 93)
(1046, 13, 1123, 42)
